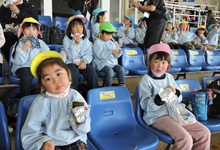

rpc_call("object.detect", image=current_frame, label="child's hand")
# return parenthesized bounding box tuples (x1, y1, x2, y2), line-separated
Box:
(41, 140, 54, 150)
(78, 61, 87, 70)
(112, 49, 120, 55)
(166, 85, 176, 94)
(22, 40, 32, 51)
(124, 29, 129, 34)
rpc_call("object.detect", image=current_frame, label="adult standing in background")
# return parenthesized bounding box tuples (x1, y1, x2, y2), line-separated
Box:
(206, 9, 217, 28)
(131, 0, 167, 49)
(67, 0, 99, 19)
(0, 0, 38, 62)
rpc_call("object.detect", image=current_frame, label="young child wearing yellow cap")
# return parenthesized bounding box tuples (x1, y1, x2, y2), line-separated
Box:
(93, 21, 125, 87)
(21, 51, 90, 150)
(11, 17, 50, 98)
(138, 43, 211, 150)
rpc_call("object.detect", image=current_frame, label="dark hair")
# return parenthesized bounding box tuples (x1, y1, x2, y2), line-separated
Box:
(65, 18, 87, 39)
(96, 12, 105, 23)
(12, 22, 40, 58)
(195, 28, 207, 37)
(36, 58, 71, 85)
(148, 52, 171, 64)
(101, 30, 113, 35)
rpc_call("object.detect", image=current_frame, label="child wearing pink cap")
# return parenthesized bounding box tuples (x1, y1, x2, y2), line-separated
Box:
(138, 43, 210, 149)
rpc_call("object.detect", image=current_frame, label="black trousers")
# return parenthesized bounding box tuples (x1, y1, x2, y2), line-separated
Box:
(16, 67, 34, 97)
(1, 32, 18, 62)
(144, 18, 167, 49)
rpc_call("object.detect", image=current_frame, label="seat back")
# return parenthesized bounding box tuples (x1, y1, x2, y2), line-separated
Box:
(15, 94, 38, 150)
(175, 79, 202, 105)
(202, 76, 220, 88)
(54, 16, 68, 32)
(87, 86, 137, 133)
(171, 49, 190, 68)
(205, 50, 220, 66)
(38, 15, 52, 27)
(187, 50, 207, 67)
(0, 101, 11, 150)
(121, 47, 147, 75)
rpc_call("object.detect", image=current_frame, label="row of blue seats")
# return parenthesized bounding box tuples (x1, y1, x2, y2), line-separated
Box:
(5, 44, 220, 86)
(1, 77, 220, 149)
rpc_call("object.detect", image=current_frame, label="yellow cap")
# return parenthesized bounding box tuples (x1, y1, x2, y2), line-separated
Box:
(180, 20, 188, 25)
(30, 51, 62, 78)
(22, 17, 40, 25)
(197, 25, 206, 30)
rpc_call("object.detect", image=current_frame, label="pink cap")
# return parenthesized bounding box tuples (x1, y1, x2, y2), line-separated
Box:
(148, 43, 171, 56)
(67, 14, 86, 24)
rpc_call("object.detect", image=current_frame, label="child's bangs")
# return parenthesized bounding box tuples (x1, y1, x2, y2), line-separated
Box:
(154, 52, 171, 62)
(71, 19, 84, 26)
(22, 22, 38, 29)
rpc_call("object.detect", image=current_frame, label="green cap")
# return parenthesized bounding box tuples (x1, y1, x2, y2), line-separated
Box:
(99, 21, 117, 32)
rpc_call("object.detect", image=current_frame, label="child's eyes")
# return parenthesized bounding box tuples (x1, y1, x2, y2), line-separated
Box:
(45, 78, 51, 82)
(57, 72, 62, 76)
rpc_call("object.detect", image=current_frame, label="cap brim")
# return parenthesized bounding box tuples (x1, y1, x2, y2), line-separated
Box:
(30, 51, 62, 78)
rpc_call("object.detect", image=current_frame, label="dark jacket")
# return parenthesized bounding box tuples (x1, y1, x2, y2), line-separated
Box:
(0, 1, 38, 29)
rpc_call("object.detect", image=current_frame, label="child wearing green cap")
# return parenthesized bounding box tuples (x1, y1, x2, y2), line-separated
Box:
(11, 17, 50, 98)
(93, 21, 125, 87)
(117, 15, 138, 48)
(21, 51, 91, 150)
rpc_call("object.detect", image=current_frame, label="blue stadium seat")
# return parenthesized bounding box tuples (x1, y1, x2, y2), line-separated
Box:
(87, 86, 159, 150)
(54, 16, 68, 33)
(0, 101, 11, 150)
(188, 50, 220, 71)
(38, 15, 52, 27)
(16, 94, 97, 150)
(121, 47, 148, 75)
(202, 76, 220, 88)
(135, 86, 174, 149)
(176, 79, 220, 132)
(205, 50, 220, 69)
(8, 45, 38, 84)
(0, 58, 4, 83)
(171, 49, 202, 72)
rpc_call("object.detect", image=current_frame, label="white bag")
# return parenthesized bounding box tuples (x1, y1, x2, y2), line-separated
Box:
(159, 88, 196, 125)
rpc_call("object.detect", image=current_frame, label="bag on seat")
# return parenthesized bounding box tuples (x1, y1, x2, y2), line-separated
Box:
(207, 79, 220, 118)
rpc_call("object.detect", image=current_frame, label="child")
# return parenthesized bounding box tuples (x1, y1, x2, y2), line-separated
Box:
(135, 17, 147, 51)
(63, 12, 99, 90)
(206, 24, 220, 50)
(117, 15, 138, 48)
(93, 21, 125, 87)
(138, 43, 210, 149)
(177, 20, 195, 52)
(92, 8, 107, 42)
(0, 24, 5, 77)
(161, 20, 181, 49)
(192, 25, 209, 52)
(11, 17, 50, 97)
(21, 51, 91, 150)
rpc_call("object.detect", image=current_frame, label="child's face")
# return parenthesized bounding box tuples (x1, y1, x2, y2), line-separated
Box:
(124, 18, 132, 26)
(41, 64, 71, 94)
(100, 32, 113, 41)
(23, 24, 38, 36)
(166, 23, 173, 31)
(99, 15, 106, 23)
(180, 23, 187, 30)
(71, 22, 83, 35)
(197, 29, 205, 34)
(149, 54, 169, 75)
